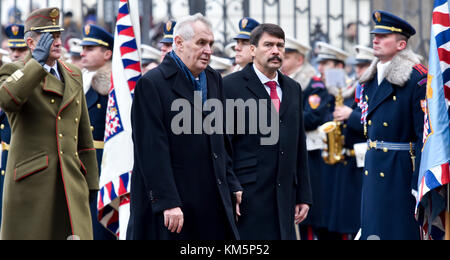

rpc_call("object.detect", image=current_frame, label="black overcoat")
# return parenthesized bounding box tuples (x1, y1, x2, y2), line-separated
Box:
(127, 55, 241, 240)
(223, 64, 313, 240)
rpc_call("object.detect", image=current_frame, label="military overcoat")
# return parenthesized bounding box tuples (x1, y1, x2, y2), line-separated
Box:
(0, 53, 98, 240)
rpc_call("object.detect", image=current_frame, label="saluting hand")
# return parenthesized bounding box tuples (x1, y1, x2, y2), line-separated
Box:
(32, 33, 54, 66)
(164, 207, 184, 234)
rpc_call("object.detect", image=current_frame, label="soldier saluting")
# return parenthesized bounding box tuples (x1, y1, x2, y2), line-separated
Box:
(358, 10, 427, 240)
(0, 7, 98, 240)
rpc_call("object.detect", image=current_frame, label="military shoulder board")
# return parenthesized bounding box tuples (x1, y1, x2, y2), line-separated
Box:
(413, 64, 428, 76)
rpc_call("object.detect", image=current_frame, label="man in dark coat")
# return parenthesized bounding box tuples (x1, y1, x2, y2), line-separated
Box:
(223, 23, 313, 240)
(358, 11, 427, 240)
(127, 13, 242, 240)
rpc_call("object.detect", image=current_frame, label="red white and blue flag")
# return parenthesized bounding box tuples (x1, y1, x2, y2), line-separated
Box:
(98, 0, 142, 240)
(416, 0, 450, 240)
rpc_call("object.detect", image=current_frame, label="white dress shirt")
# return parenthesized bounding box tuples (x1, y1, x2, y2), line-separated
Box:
(253, 64, 283, 101)
(377, 61, 391, 86)
(43, 63, 61, 81)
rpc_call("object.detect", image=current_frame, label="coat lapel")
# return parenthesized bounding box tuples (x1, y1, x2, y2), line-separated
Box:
(57, 60, 82, 111)
(278, 74, 292, 117)
(243, 65, 272, 112)
(85, 88, 99, 110)
(367, 76, 394, 117)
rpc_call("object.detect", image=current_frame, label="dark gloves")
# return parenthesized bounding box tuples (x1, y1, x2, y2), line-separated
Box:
(32, 33, 54, 66)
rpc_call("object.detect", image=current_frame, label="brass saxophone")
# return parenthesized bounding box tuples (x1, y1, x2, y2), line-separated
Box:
(319, 88, 345, 165)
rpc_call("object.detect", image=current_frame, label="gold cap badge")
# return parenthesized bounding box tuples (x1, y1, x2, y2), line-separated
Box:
(375, 12, 382, 23)
(241, 18, 248, 29)
(85, 25, 91, 36)
(166, 21, 172, 32)
(12, 25, 19, 36)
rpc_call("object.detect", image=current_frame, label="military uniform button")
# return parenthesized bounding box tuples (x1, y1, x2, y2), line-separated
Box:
(76, 100, 80, 105)
(74, 136, 78, 141)
(0, 124, 4, 130)
(368, 120, 372, 126)
(51, 99, 55, 104)
(393, 96, 397, 101)
(383, 122, 389, 127)
(97, 104, 102, 109)
(59, 133, 63, 138)
(365, 95, 369, 101)
(58, 116, 62, 120)
(365, 170, 369, 176)
(380, 172, 385, 178)
(383, 148, 389, 153)
(60, 151, 63, 155)
(75, 118, 79, 123)
(91, 126, 94, 131)
(75, 152, 78, 157)
(1, 170, 5, 176)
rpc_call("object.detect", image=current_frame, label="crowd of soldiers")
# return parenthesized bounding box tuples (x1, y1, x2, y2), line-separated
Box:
(0, 6, 428, 240)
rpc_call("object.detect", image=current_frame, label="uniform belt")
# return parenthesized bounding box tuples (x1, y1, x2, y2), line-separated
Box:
(94, 140, 104, 150)
(367, 139, 415, 151)
(1, 141, 10, 151)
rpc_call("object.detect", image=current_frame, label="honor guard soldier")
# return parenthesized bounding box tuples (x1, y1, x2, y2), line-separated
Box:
(232, 17, 260, 72)
(358, 11, 427, 240)
(282, 37, 329, 240)
(327, 45, 375, 240)
(5, 24, 28, 62)
(0, 105, 11, 228)
(141, 44, 161, 74)
(0, 7, 98, 240)
(160, 20, 176, 62)
(79, 24, 116, 240)
(209, 55, 234, 76)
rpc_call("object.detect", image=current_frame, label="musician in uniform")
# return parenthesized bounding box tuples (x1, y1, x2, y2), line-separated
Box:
(327, 45, 374, 239)
(358, 10, 427, 240)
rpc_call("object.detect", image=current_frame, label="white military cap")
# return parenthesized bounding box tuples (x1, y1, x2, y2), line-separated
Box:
(224, 42, 236, 58)
(141, 44, 162, 62)
(316, 41, 350, 63)
(68, 38, 83, 55)
(285, 36, 311, 56)
(354, 45, 375, 64)
(209, 55, 233, 71)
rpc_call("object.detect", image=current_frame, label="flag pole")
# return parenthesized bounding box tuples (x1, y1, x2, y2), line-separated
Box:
(446, 183, 450, 240)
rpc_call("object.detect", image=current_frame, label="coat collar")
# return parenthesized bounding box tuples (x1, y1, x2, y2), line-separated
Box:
(359, 48, 422, 87)
(159, 55, 218, 116)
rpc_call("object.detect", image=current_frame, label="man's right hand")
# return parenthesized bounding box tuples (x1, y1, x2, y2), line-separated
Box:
(32, 33, 54, 66)
(163, 207, 184, 234)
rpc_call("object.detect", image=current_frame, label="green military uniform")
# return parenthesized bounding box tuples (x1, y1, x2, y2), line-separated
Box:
(0, 7, 98, 240)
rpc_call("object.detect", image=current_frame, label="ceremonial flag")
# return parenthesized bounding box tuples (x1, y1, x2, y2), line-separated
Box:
(416, 0, 450, 240)
(97, 0, 142, 240)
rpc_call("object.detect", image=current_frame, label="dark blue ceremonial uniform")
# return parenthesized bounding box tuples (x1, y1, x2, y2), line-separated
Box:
(0, 111, 11, 226)
(358, 10, 427, 240)
(327, 96, 364, 236)
(299, 77, 331, 233)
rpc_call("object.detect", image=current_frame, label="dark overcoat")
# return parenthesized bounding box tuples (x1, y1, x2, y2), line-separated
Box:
(223, 64, 313, 240)
(359, 49, 426, 240)
(127, 55, 241, 240)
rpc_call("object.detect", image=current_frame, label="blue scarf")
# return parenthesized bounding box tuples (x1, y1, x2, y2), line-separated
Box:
(169, 51, 208, 104)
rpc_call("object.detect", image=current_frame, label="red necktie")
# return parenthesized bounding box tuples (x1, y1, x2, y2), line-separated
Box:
(265, 81, 280, 113)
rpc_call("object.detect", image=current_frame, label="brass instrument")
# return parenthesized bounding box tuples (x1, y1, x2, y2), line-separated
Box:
(319, 88, 345, 165)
